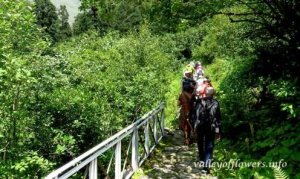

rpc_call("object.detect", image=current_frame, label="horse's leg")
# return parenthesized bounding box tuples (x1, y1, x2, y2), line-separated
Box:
(179, 113, 188, 145)
(186, 110, 192, 145)
(183, 120, 190, 145)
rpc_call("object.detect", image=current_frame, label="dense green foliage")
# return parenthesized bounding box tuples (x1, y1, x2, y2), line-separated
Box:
(195, 1, 300, 178)
(74, 0, 232, 35)
(1, 0, 300, 178)
(0, 1, 185, 177)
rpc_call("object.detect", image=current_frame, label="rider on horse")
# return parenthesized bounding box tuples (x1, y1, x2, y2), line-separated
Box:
(178, 68, 196, 145)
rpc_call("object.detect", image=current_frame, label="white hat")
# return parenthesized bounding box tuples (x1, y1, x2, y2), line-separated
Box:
(189, 61, 195, 67)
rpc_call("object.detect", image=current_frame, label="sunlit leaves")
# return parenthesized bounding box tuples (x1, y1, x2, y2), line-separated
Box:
(0, 0, 45, 55)
(11, 151, 55, 177)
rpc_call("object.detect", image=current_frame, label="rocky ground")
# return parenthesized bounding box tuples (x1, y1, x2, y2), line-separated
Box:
(132, 129, 218, 179)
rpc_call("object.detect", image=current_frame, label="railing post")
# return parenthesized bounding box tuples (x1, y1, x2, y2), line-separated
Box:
(160, 106, 165, 135)
(132, 125, 139, 171)
(154, 114, 158, 144)
(44, 103, 165, 179)
(89, 158, 97, 179)
(145, 119, 149, 155)
(115, 141, 122, 179)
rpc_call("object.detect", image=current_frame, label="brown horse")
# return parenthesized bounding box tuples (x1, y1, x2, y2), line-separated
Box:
(178, 91, 193, 145)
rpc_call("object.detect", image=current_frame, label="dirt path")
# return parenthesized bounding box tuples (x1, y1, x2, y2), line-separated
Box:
(132, 129, 218, 179)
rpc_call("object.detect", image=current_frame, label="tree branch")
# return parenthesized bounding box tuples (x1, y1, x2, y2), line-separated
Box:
(217, 12, 269, 16)
(229, 17, 267, 26)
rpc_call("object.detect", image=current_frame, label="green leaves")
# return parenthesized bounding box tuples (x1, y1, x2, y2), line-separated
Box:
(11, 151, 55, 178)
(268, 80, 300, 118)
(2, 0, 299, 178)
(54, 131, 76, 155)
(0, 0, 45, 55)
(196, 1, 300, 178)
(0, 27, 180, 178)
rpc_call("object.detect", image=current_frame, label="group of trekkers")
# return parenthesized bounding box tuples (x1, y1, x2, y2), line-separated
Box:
(178, 61, 221, 174)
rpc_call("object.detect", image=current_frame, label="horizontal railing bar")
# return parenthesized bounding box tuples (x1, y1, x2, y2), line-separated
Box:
(46, 103, 164, 179)
(137, 115, 152, 128)
(49, 128, 135, 179)
(54, 129, 133, 178)
(59, 131, 129, 179)
(137, 108, 162, 129)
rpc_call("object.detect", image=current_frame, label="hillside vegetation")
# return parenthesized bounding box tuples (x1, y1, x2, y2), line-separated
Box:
(1, 0, 299, 178)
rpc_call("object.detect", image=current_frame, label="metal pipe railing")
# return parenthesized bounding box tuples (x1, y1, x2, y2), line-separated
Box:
(45, 102, 165, 179)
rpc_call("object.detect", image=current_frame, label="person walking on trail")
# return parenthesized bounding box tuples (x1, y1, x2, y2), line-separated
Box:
(194, 61, 204, 79)
(195, 77, 213, 99)
(192, 86, 221, 174)
(178, 69, 196, 145)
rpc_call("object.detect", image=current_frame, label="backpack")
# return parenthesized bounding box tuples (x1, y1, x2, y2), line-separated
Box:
(190, 98, 219, 130)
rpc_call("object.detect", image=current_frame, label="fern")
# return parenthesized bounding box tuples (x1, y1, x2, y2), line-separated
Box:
(273, 166, 289, 179)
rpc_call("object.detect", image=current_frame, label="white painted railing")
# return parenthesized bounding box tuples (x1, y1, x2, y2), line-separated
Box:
(45, 103, 165, 179)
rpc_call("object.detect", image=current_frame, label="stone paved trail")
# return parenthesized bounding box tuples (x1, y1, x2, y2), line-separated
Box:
(132, 129, 218, 179)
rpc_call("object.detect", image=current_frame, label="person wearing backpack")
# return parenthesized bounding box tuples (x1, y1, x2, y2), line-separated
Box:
(192, 86, 221, 174)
